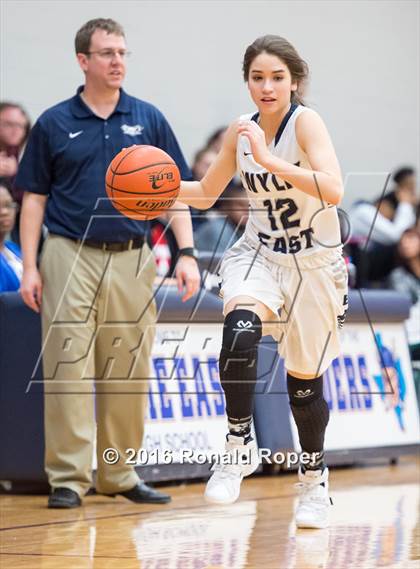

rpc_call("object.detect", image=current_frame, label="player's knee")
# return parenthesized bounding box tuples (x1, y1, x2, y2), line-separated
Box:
(221, 309, 262, 353)
(219, 310, 262, 391)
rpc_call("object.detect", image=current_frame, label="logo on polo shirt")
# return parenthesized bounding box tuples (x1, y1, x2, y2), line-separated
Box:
(69, 130, 83, 139)
(121, 124, 144, 136)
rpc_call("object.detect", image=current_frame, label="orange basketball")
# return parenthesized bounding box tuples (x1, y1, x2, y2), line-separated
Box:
(105, 145, 180, 220)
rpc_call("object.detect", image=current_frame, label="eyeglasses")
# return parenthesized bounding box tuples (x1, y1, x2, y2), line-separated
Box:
(85, 49, 131, 60)
(0, 121, 27, 130)
(0, 202, 18, 211)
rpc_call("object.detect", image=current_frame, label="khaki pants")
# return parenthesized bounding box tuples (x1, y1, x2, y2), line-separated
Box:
(40, 235, 156, 496)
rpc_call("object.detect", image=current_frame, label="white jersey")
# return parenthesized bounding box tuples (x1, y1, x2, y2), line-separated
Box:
(237, 104, 341, 257)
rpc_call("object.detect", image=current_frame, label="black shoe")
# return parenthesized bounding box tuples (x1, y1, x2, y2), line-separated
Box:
(48, 487, 82, 509)
(116, 482, 171, 504)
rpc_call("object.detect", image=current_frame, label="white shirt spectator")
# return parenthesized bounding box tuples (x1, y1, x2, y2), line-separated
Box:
(350, 201, 416, 246)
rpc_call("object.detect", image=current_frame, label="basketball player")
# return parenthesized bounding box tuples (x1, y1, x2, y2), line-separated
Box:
(178, 35, 348, 529)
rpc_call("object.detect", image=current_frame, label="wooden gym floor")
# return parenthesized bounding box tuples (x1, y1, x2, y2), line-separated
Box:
(0, 455, 419, 569)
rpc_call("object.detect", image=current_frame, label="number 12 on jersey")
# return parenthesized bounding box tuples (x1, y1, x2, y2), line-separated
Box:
(258, 198, 314, 254)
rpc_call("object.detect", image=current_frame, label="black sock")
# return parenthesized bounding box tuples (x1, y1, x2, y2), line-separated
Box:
(287, 373, 329, 474)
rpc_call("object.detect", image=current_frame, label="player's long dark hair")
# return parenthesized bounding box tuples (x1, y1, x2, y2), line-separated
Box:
(242, 35, 309, 105)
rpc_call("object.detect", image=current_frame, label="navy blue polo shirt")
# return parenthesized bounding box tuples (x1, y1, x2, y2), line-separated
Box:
(15, 87, 192, 241)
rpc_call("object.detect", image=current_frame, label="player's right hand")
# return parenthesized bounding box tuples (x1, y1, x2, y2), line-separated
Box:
(20, 268, 43, 313)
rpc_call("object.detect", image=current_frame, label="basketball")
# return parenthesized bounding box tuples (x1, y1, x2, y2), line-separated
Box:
(105, 145, 180, 220)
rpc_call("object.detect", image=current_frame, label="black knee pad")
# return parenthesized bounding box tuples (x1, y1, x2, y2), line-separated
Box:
(219, 310, 262, 420)
(222, 309, 262, 353)
(287, 373, 330, 453)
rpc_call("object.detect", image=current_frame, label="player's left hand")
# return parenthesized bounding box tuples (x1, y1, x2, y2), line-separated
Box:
(237, 120, 271, 168)
(175, 255, 201, 302)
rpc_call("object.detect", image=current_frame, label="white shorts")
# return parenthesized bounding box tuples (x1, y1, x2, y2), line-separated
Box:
(218, 233, 348, 376)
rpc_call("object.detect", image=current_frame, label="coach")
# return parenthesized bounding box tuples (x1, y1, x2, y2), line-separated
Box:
(16, 18, 200, 509)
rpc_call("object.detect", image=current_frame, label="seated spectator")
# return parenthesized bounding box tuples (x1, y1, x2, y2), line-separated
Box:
(388, 228, 420, 355)
(0, 101, 31, 244)
(0, 182, 22, 292)
(350, 188, 416, 247)
(194, 184, 249, 255)
(349, 167, 418, 284)
(388, 228, 420, 403)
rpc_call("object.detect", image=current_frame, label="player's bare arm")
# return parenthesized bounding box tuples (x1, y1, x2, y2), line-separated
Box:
(237, 110, 343, 205)
(177, 121, 238, 209)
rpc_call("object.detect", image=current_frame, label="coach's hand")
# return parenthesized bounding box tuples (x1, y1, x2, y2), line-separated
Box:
(20, 267, 43, 313)
(175, 256, 201, 302)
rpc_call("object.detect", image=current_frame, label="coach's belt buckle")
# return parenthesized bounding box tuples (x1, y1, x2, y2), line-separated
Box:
(101, 241, 124, 252)
(127, 239, 134, 251)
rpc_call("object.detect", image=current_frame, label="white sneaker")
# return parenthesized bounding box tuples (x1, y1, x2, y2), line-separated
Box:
(295, 466, 331, 529)
(204, 434, 259, 505)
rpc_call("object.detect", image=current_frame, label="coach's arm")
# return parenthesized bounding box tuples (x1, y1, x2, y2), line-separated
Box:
(163, 202, 201, 302)
(20, 192, 47, 313)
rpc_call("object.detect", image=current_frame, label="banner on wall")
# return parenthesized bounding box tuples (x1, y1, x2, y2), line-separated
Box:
(290, 323, 420, 451)
(142, 321, 419, 465)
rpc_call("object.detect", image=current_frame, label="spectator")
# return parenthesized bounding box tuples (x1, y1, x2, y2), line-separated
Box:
(194, 184, 249, 255)
(349, 169, 417, 284)
(0, 182, 22, 292)
(0, 102, 31, 185)
(388, 228, 420, 403)
(388, 228, 420, 356)
(0, 102, 31, 244)
(17, 18, 199, 510)
(350, 188, 416, 247)
(393, 166, 416, 200)
(192, 147, 218, 181)
(206, 126, 227, 153)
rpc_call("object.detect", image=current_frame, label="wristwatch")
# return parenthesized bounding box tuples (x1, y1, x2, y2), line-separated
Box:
(178, 247, 198, 261)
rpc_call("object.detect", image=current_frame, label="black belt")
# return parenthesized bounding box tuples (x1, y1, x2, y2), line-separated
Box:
(75, 236, 145, 252)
